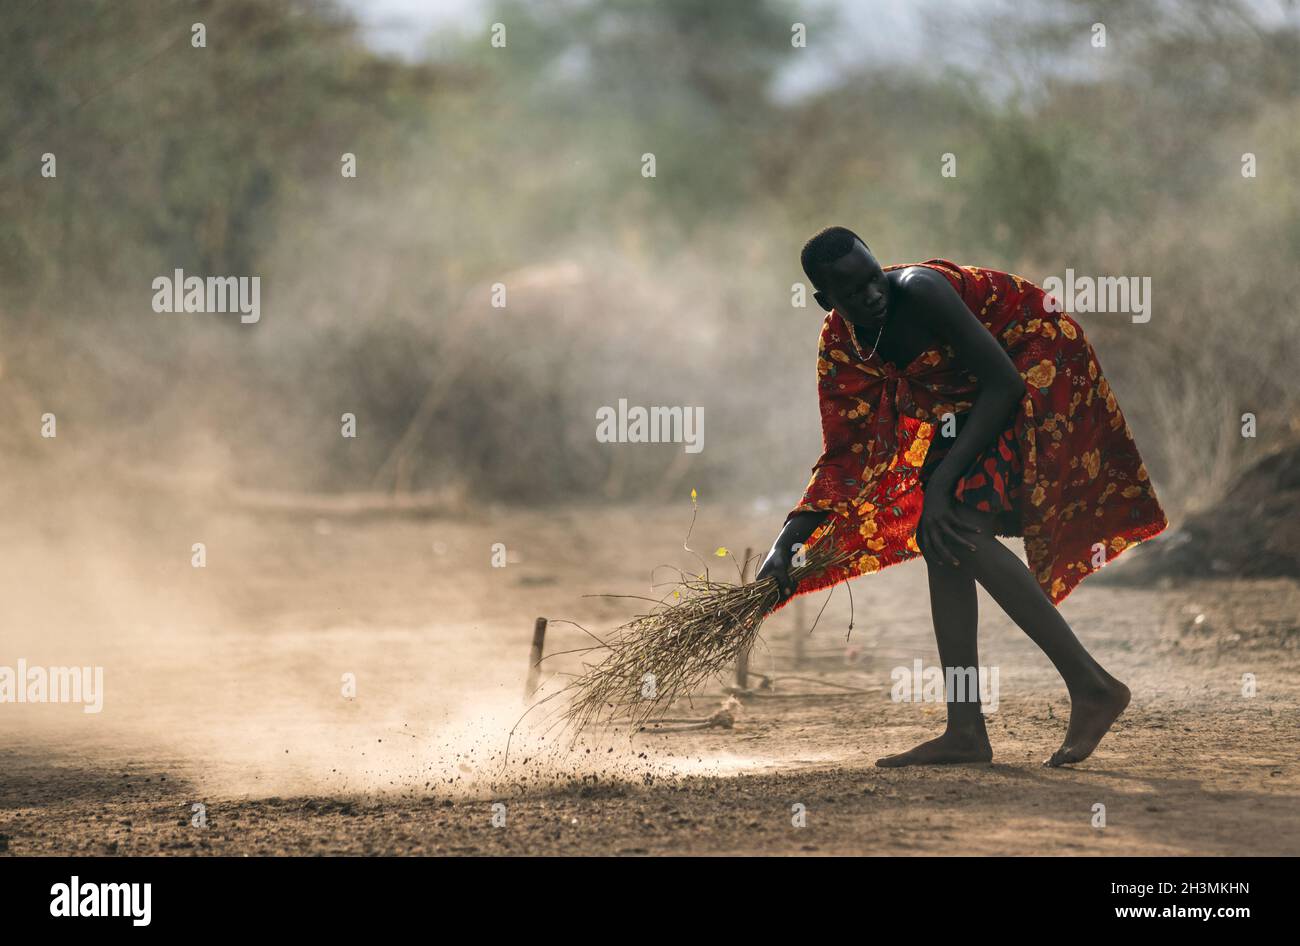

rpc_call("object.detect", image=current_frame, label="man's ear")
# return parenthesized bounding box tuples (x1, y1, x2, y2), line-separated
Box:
(812, 290, 833, 313)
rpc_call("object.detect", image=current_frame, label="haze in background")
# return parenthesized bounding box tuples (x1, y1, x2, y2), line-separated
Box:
(5, 0, 1299, 513)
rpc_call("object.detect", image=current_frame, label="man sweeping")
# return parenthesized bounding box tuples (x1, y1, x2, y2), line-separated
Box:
(757, 227, 1168, 767)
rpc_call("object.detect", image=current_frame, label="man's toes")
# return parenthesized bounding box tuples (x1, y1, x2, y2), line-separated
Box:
(1044, 746, 1076, 767)
(875, 745, 932, 767)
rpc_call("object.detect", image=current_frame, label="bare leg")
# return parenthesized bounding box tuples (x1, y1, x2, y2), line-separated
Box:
(875, 556, 992, 767)
(952, 507, 1129, 766)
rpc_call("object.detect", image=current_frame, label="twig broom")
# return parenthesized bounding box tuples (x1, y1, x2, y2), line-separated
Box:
(557, 535, 851, 734)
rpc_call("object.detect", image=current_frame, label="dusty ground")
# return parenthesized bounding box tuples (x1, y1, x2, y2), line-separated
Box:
(1, 477, 1297, 856)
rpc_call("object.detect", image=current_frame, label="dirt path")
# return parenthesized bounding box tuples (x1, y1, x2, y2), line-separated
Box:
(1, 490, 1297, 855)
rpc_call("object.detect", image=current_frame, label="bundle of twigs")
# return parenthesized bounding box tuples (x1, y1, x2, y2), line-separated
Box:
(558, 537, 851, 734)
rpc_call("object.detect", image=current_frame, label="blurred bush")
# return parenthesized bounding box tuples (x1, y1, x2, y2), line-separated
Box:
(2, 0, 1296, 515)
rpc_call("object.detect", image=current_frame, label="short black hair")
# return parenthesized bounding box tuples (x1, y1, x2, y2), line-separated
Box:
(801, 226, 869, 290)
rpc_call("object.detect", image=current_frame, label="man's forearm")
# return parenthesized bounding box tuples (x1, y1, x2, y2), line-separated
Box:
(772, 510, 829, 554)
(928, 381, 1024, 493)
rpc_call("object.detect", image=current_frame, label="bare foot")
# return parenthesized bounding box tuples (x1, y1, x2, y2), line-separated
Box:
(1044, 679, 1131, 767)
(875, 728, 993, 767)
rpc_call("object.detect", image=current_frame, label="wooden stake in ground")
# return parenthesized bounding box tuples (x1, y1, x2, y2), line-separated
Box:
(792, 595, 807, 668)
(525, 617, 547, 700)
(734, 547, 753, 691)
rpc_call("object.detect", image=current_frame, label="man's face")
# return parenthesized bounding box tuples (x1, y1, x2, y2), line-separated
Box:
(814, 240, 890, 328)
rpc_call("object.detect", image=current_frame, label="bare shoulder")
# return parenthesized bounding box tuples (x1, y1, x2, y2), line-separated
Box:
(895, 264, 954, 296)
(896, 264, 988, 342)
(895, 266, 965, 328)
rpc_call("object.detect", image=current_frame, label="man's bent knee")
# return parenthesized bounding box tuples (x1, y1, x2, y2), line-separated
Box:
(919, 535, 966, 571)
(952, 503, 1000, 535)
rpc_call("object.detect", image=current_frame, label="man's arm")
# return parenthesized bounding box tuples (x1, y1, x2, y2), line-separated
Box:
(903, 267, 1026, 564)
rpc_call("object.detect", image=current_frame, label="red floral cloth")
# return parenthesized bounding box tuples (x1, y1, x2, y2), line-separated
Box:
(782, 259, 1168, 606)
(918, 409, 1023, 533)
